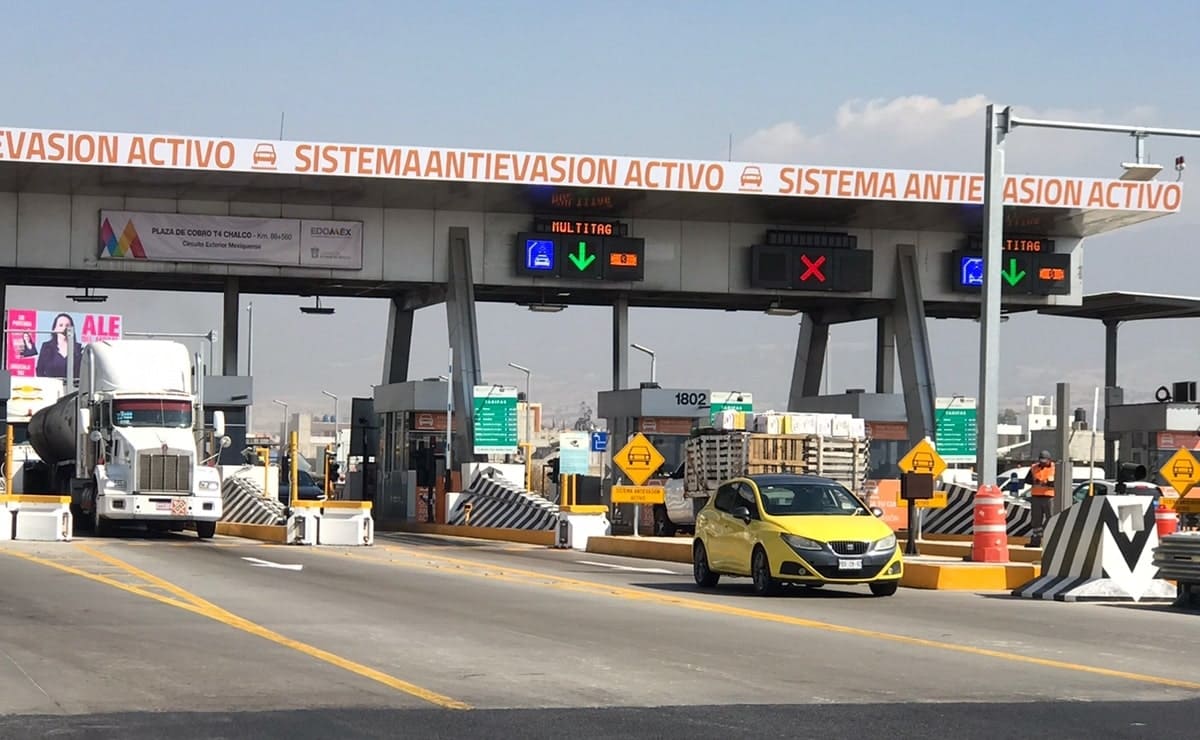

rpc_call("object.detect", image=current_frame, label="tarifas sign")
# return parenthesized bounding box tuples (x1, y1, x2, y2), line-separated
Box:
(0, 127, 1184, 213)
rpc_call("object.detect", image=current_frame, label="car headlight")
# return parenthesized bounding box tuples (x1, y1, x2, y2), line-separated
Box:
(198, 480, 220, 491)
(872, 534, 897, 552)
(107, 478, 126, 489)
(782, 533, 823, 551)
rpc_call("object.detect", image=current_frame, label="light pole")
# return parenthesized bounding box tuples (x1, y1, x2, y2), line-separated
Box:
(508, 362, 533, 491)
(321, 390, 338, 456)
(631, 343, 656, 384)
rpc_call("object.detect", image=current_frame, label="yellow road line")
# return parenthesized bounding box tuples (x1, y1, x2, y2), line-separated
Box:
(0, 548, 470, 710)
(307, 543, 1200, 693)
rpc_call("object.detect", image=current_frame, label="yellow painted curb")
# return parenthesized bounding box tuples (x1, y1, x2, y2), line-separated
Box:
(901, 561, 1041, 590)
(391, 522, 555, 547)
(216, 522, 287, 544)
(585, 536, 692, 563)
(908, 540, 1042, 563)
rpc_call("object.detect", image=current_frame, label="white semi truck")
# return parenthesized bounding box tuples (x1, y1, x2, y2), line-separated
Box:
(25, 339, 226, 538)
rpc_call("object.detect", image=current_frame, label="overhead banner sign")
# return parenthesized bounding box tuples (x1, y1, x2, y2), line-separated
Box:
(5, 308, 123, 379)
(97, 210, 364, 270)
(0, 127, 1182, 213)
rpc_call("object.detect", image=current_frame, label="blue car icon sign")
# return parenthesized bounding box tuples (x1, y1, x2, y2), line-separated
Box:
(960, 256, 984, 287)
(525, 239, 555, 272)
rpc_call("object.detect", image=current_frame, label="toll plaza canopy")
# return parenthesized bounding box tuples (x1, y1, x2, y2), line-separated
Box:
(0, 124, 1185, 317)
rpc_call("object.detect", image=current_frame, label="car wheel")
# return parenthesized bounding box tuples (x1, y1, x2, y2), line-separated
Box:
(870, 581, 899, 597)
(751, 547, 779, 596)
(693, 542, 720, 588)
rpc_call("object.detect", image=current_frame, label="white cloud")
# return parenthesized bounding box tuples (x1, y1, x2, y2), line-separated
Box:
(737, 93, 1177, 179)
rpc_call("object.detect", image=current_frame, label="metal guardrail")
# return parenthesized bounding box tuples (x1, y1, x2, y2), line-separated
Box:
(1153, 532, 1200, 586)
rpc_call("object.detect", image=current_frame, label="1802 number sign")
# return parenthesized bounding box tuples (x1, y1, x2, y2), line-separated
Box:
(674, 392, 708, 406)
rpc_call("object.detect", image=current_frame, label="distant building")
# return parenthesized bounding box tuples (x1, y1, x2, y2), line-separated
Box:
(1023, 395, 1057, 437)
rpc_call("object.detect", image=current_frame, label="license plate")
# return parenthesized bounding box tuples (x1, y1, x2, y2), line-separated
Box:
(838, 559, 863, 570)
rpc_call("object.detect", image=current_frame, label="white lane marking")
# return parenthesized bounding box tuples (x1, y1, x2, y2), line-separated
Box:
(242, 556, 303, 571)
(576, 560, 677, 575)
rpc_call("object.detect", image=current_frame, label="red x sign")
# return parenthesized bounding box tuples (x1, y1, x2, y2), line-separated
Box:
(799, 254, 827, 282)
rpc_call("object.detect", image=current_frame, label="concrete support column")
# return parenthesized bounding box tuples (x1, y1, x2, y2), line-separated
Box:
(875, 315, 896, 394)
(445, 227, 483, 464)
(787, 313, 828, 410)
(382, 295, 415, 385)
(1103, 320, 1121, 478)
(222, 277, 239, 376)
(892, 245, 936, 448)
(612, 295, 629, 390)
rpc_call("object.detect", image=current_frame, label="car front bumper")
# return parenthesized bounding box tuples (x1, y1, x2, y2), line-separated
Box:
(765, 539, 903, 583)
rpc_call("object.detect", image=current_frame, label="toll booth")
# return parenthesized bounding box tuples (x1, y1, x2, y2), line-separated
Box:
(1106, 400, 1199, 480)
(598, 386, 711, 532)
(200, 375, 253, 466)
(372, 381, 457, 524)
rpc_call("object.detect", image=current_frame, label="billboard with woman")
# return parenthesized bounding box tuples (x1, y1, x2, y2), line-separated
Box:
(5, 309, 123, 379)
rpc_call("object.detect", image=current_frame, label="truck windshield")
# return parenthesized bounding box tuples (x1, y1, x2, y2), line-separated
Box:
(113, 400, 192, 428)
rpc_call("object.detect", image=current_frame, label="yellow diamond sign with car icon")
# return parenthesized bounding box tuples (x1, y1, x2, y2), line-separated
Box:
(897, 438, 946, 480)
(613, 432, 666, 486)
(1160, 447, 1200, 496)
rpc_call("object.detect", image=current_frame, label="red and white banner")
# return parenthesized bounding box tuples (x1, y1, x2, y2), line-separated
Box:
(0, 126, 1183, 213)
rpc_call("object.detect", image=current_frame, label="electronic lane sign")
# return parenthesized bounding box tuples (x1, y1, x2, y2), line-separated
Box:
(515, 218, 646, 282)
(949, 251, 1071, 296)
(748, 230, 873, 293)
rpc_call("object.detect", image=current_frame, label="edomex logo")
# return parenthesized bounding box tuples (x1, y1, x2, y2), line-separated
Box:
(99, 217, 147, 259)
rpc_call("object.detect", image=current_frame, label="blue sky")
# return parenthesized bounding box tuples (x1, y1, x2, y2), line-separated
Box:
(4, 1, 1200, 427)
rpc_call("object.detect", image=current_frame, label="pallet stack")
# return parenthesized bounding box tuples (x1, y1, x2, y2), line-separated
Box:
(683, 427, 870, 494)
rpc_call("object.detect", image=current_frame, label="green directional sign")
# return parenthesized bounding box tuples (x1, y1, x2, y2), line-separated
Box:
(1000, 257, 1026, 287)
(935, 396, 978, 464)
(566, 237, 603, 278)
(472, 385, 519, 455)
(709, 391, 753, 424)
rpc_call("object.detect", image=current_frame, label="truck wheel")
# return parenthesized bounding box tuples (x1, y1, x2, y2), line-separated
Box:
(195, 521, 217, 540)
(653, 506, 677, 537)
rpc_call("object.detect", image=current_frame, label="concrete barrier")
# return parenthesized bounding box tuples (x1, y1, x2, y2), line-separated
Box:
(1013, 494, 1176, 602)
(389, 522, 557, 546)
(9, 495, 72, 542)
(215, 521, 287, 544)
(318, 501, 374, 546)
(554, 511, 611, 550)
(287, 502, 319, 546)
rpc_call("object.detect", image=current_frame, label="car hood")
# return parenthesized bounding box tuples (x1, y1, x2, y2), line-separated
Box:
(766, 515, 895, 542)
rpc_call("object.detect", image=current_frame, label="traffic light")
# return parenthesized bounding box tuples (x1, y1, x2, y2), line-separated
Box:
(1115, 462, 1147, 493)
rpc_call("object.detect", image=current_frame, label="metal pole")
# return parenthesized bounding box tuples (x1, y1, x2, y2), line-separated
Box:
(975, 104, 1006, 490)
(1054, 382, 1071, 515)
(66, 325, 75, 392)
(247, 302, 254, 436)
(445, 346, 453, 491)
(1008, 116, 1200, 138)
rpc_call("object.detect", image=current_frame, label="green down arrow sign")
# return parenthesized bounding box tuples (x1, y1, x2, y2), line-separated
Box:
(1000, 257, 1026, 287)
(568, 240, 596, 271)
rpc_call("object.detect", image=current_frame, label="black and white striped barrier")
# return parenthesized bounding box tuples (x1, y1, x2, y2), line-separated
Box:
(922, 483, 1033, 538)
(1012, 495, 1177, 602)
(447, 467, 558, 530)
(221, 474, 287, 526)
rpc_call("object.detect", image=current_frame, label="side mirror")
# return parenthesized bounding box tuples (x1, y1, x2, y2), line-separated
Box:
(213, 410, 226, 438)
(78, 407, 91, 434)
(89, 429, 103, 443)
(870, 506, 885, 518)
(731, 505, 752, 523)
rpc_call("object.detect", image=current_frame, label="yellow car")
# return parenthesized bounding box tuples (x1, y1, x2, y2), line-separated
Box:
(692, 473, 903, 596)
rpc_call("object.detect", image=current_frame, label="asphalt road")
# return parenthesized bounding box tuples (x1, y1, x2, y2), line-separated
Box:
(0, 530, 1197, 739)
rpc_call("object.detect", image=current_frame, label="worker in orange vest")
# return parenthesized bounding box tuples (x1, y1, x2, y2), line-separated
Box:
(1025, 450, 1055, 547)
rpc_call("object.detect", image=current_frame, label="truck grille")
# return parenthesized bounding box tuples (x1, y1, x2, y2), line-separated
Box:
(139, 454, 192, 493)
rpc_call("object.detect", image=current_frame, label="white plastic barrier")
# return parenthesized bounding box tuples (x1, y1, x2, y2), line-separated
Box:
(318, 502, 374, 546)
(555, 511, 611, 550)
(0, 496, 15, 541)
(287, 503, 319, 546)
(11, 495, 73, 542)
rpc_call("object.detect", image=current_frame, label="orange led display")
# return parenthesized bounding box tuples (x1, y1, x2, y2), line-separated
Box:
(609, 252, 639, 267)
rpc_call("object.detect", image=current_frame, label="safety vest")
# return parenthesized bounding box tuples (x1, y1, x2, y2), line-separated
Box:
(1030, 462, 1055, 497)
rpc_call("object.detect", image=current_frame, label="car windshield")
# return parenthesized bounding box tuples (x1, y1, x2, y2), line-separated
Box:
(757, 482, 868, 516)
(113, 399, 192, 428)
